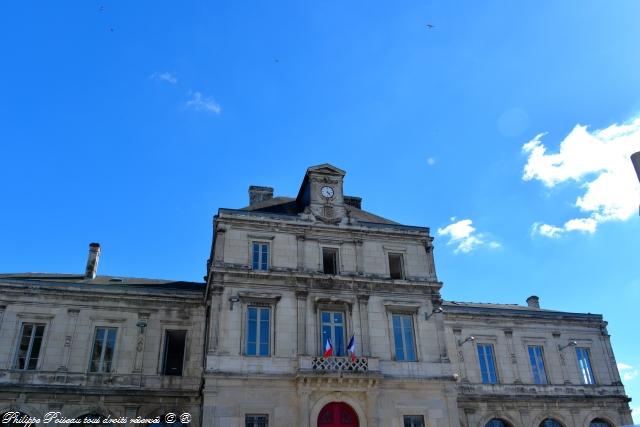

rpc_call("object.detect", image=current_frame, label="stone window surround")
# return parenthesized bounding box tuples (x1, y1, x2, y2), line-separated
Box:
(319, 243, 341, 275)
(574, 343, 597, 385)
(11, 313, 54, 371)
(85, 316, 126, 374)
(521, 337, 551, 385)
(383, 301, 420, 362)
(473, 334, 500, 384)
(237, 292, 281, 357)
(313, 297, 354, 356)
(383, 245, 409, 279)
(248, 235, 274, 271)
(156, 320, 193, 376)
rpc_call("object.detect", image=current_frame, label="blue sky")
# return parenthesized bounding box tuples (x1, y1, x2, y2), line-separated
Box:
(1, 1, 640, 420)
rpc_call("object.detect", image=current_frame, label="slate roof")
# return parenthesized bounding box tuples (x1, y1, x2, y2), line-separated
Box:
(443, 300, 602, 319)
(0, 273, 204, 292)
(240, 196, 399, 225)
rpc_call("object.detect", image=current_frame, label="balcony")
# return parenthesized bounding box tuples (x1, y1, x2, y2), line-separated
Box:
(310, 356, 370, 372)
(297, 356, 381, 388)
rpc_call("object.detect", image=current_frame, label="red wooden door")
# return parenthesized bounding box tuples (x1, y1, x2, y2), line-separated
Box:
(317, 402, 359, 427)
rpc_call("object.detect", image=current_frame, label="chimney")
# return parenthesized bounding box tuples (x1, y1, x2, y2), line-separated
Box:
(344, 196, 362, 209)
(526, 295, 540, 309)
(249, 186, 273, 206)
(85, 243, 101, 279)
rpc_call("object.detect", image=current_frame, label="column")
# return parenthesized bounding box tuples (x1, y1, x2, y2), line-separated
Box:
(208, 286, 224, 353)
(133, 312, 150, 373)
(504, 330, 521, 383)
(213, 227, 226, 264)
(297, 235, 306, 271)
(60, 308, 80, 371)
(296, 289, 309, 355)
(357, 294, 370, 356)
(355, 240, 364, 275)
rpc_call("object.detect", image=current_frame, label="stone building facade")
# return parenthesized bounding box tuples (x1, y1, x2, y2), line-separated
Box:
(0, 164, 634, 427)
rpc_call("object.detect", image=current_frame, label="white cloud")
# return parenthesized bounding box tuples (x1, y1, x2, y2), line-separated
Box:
(427, 157, 436, 166)
(185, 91, 221, 115)
(437, 218, 500, 254)
(618, 362, 639, 382)
(150, 72, 178, 84)
(524, 117, 640, 237)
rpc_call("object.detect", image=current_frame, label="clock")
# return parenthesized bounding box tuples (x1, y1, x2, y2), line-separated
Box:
(320, 186, 334, 199)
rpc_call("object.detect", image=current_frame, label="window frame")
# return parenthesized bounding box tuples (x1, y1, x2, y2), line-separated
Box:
(321, 246, 339, 275)
(238, 292, 281, 358)
(245, 305, 272, 357)
(251, 241, 270, 271)
(161, 329, 188, 376)
(88, 326, 118, 373)
(403, 415, 425, 427)
(244, 414, 269, 427)
(390, 313, 417, 362)
(575, 346, 596, 385)
(527, 345, 548, 384)
(13, 322, 46, 370)
(319, 310, 347, 357)
(476, 342, 499, 384)
(388, 252, 405, 280)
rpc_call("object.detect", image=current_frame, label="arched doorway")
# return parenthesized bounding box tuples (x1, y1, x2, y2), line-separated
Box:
(317, 402, 359, 427)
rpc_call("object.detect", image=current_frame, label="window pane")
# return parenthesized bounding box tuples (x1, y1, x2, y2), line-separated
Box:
(27, 334, 43, 370)
(389, 253, 404, 279)
(259, 308, 270, 356)
(252, 244, 260, 269)
(323, 248, 337, 274)
(478, 344, 497, 384)
(103, 328, 117, 373)
(392, 315, 405, 360)
(247, 308, 257, 355)
(261, 244, 268, 270)
(528, 346, 547, 384)
(321, 312, 330, 323)
(90, 329, 105, 372)
(403, 415, 425, 427)
(576, 347, 595, 384)
(334, 326, 344, 356)
(163, 330, 187, 375)
(402, 316, 416, 361)
(16, 325, 32, 369)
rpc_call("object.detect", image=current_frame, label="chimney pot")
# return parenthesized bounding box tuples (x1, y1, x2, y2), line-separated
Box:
(248, 186, 274, 206)
(526, 295, 540, 309)
(85, 243, 101, 279)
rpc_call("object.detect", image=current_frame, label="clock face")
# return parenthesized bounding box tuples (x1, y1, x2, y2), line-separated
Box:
(321, 186, 335, 198)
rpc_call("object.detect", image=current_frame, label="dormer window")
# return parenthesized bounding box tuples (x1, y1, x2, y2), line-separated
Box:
(388, 253, 404, 279)
(322, 248, 338, 275)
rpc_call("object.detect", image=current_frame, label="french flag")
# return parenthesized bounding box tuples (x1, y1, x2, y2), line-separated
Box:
(323, 338, 333, 358)
(347, 335, 356, 361)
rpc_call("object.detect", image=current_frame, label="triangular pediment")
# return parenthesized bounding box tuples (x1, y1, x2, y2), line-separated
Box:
(306, 163, 346, 177)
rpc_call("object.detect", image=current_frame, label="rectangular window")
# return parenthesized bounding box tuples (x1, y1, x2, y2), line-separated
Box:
(321, 311, 345, 356)
(576, 347, 596, 384)
(252, 242, 269, 271)
(14, 323, 45, 370)
(162, 330, 187, 375)
(388, 253, 404, 279)
(528, 345, 548, 384)
(477, 343, 498, 384)
(403, 415, 425, 427)
(89, 327, 117, 373)
(322, 248, 338, 275)
(392, 314, 416, 361)
(245, 415, 268, 427)
(246, 307, 270, 356)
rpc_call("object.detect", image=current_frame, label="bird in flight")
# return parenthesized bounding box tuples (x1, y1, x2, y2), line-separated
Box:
(426, 24, 435, 29)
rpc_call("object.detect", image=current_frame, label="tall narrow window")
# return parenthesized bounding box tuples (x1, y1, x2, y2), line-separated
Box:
(322, 248, 338, 275)
(162, 330, 187, 375)
(14, 323, 45, 370)
(245, 415, 268, 427)
(246, 306, 270, 356)
(321, 311, 345, 356)
(528, 345, 548, 384)
(403, 415, 425, 427)
(89, 327, 117, 373)
(477, 343, 498, 384)
(388, 253, 404, 279)
(392, 314, 416, 361)
(252, 242, 269, 271)
(576, 347, 596, 384)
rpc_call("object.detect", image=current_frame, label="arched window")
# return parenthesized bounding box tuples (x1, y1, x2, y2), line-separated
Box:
(590, 419, 612, 427)
(485, 419, 511, 427)
(1, 412, 36, 427)
(540, 419, 563, 427)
